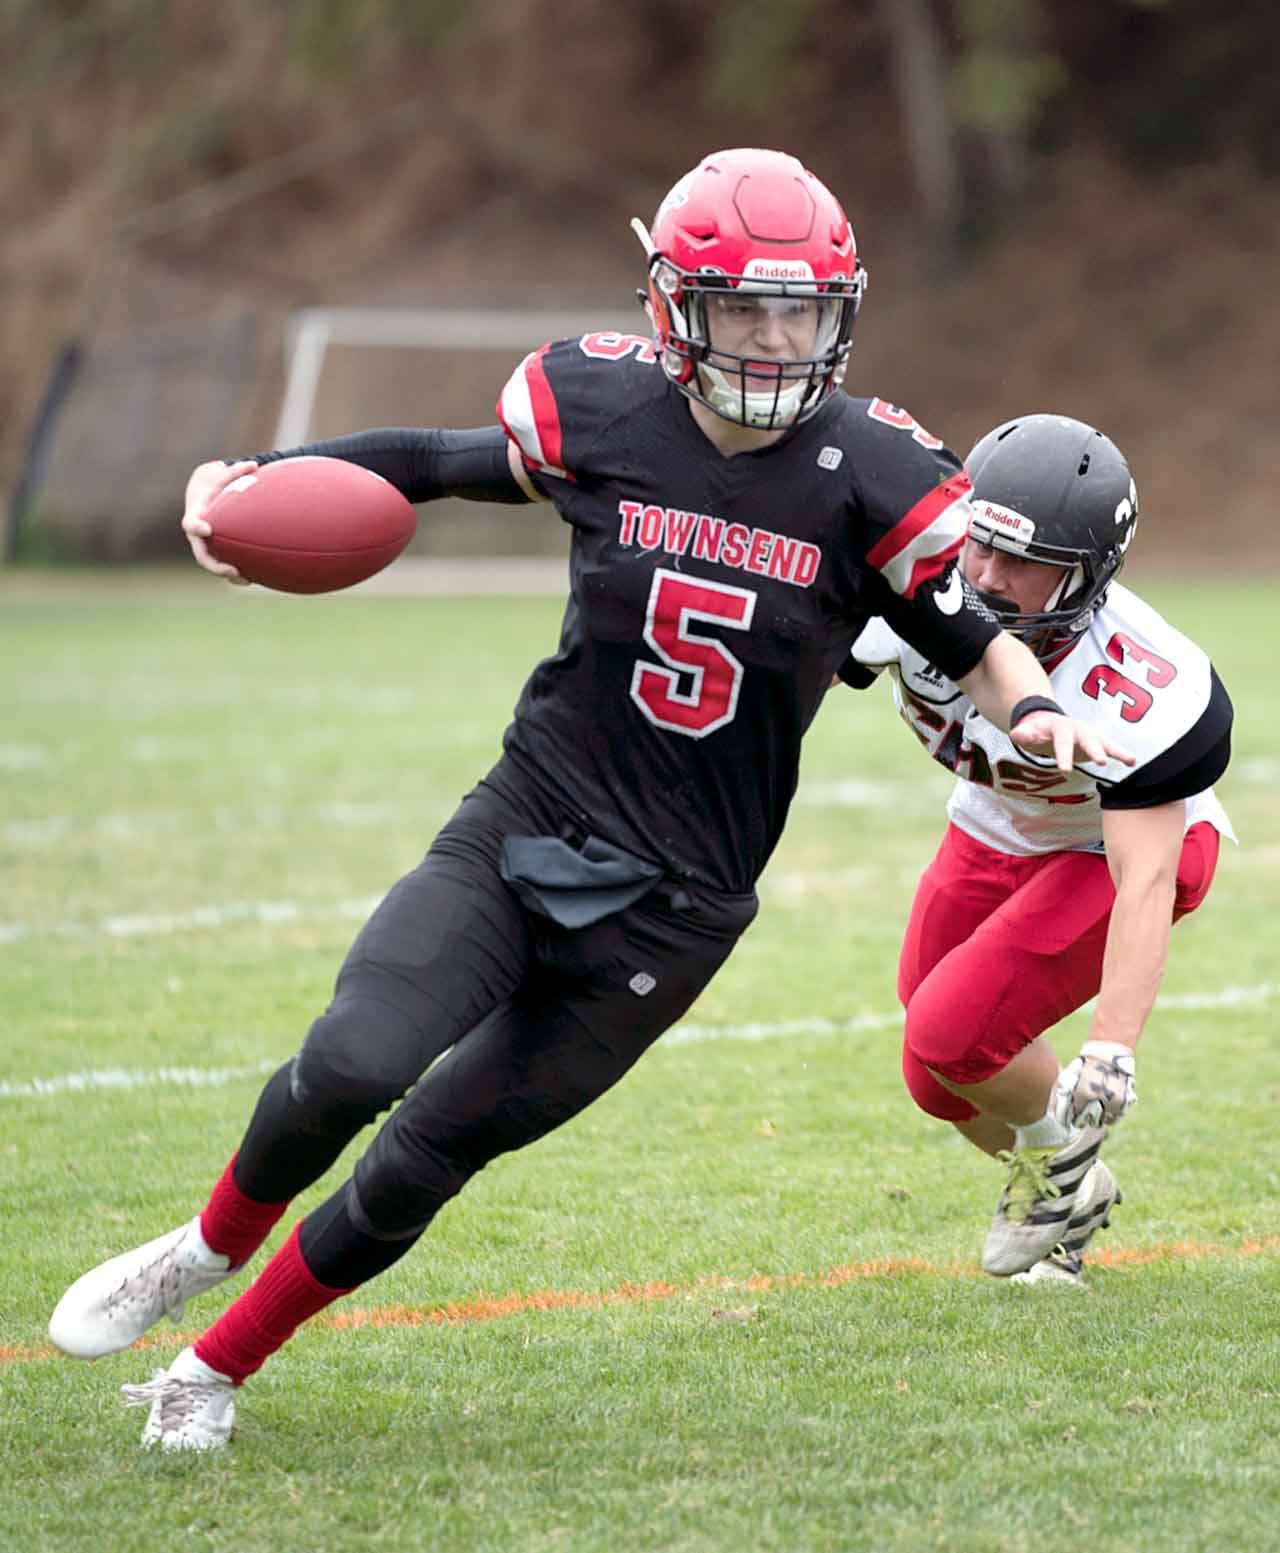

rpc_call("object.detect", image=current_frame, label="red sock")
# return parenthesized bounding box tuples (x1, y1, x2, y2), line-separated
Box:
(194, 1223, 353, 1385)
(199, 1154, 288, 1268)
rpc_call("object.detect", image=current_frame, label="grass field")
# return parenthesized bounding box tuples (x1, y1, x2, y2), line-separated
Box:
(1, 568, 1276, 1553)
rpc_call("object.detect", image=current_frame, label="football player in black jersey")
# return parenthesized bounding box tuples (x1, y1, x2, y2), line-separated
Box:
(50, 148, 1133, 1450)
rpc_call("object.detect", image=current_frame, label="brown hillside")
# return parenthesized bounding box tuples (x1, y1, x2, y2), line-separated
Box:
(5, 3, 1279, 571)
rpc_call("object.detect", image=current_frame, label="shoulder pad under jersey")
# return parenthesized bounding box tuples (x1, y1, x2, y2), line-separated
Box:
(497, 332, 666, 483)
(1049, 584, 1223, 787)
(830, 396, 972, 600)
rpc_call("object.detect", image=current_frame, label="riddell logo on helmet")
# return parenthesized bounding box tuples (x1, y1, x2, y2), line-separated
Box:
(743, 258, 815, 282)
(974, 501, 1035, 544)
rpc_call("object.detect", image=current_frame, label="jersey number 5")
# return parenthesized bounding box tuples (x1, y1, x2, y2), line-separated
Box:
(579, 332, 659, 364)
(631, 568, 756, 738)
(865, 398, 944, 450)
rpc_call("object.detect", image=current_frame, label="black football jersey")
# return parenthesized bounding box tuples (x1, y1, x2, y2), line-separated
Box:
(496, 333, 998, 893)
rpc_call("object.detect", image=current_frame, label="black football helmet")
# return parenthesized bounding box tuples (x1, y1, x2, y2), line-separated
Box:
(964, 414, 1138, 658)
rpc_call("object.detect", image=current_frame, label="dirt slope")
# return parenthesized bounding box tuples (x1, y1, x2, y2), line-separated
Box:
(5, 7, 1279, 571)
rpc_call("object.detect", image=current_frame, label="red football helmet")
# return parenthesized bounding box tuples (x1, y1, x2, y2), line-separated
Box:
(632, 148, 867, 430)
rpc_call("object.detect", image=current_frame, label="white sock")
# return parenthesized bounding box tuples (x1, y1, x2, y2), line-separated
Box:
(1014, 1112, 1073, 1150)
(183, 1217, 231, 1271)
(171, 1346, 232, 1384)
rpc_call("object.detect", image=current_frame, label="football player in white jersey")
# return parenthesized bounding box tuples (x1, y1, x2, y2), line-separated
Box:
(843, 414, 1235, 1286)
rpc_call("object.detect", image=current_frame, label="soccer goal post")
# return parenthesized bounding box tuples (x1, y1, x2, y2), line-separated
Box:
(274, 306, 640, 449)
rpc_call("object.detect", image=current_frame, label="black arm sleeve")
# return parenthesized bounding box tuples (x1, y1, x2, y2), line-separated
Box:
(235, 426, 531, 505)
(1100, 667, 1234, 810)
(875, 565, 1002, 684)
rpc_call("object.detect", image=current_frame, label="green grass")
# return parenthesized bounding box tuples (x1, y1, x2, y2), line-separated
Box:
(1, 568, 1276, 1553)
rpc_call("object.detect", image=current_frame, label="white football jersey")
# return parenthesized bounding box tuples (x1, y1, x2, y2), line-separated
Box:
(850, 582, 1235, 855)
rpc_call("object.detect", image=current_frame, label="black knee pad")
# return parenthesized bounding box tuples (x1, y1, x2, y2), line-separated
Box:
(291, 994, 431, 1135)
(344, 1041, 599, 1243)
(349, 1115, 473, 1242)
(298, 1181, 425, 1286)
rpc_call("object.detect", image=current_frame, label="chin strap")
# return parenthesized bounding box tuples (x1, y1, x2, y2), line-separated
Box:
(1044, 564, 1086, 613)
(630, 217, 655, 259)
(699, 368, 808, 430)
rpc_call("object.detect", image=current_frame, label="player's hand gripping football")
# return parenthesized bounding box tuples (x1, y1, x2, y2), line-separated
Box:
(1009, 709, 1135, 773)
(1051, 1041, 1138, 1129)
(181, 460, 256, 583)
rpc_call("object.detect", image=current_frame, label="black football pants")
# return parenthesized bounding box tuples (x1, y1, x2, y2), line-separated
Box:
(230, 760, 758, 1287)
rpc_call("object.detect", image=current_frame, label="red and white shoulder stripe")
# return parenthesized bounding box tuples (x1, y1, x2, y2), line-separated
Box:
(866, 473, 972, 598)
(496, 345, 573, 483)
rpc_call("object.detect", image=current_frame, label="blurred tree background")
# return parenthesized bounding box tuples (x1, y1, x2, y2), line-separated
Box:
(4, 0, 1277, 565)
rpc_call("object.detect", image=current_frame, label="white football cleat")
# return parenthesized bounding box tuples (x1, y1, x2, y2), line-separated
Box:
(982, 1127, 1107, 1276)
(1010, 1160, 1121, 1288)
(1011, 1249, 1087, 1288)
(122, 1345, 235, 1451)
(49, 1218, 236, 1359)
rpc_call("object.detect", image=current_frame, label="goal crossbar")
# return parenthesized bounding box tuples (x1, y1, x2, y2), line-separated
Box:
(275, 305, 640, 447)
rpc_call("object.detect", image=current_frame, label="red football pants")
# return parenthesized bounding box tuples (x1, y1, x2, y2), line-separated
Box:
(898, 821, 1220, 1121)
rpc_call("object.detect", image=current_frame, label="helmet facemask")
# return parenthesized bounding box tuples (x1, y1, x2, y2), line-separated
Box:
(967, 505, 1128, 663)
(637, 244, 864, 430)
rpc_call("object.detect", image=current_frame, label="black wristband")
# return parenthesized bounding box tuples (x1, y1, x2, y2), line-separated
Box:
(1009, 694, 1065, 727)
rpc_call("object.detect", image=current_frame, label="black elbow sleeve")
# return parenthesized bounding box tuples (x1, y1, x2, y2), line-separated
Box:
(235, 426, 529, 504)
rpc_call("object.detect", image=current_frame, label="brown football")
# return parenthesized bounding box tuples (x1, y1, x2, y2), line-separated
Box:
(206, 456, 416, 593)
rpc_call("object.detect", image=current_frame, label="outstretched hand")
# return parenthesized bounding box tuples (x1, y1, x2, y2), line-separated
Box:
(1010, 710, 1135, 773)
(180, 460, 257, 584)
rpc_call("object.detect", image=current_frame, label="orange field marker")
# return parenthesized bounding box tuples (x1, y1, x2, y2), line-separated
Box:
(6, 1235, 1276, 1366)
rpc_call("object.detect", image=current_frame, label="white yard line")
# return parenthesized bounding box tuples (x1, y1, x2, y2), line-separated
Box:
(3, 985, 1273, 1101)
(0, 897, 382, 946)
(3, 801, 425, 849)
(0, 745, 51, 771)
(101, 898, 380, 939)
(0, 865, 909, 943)
(665, 983, 1277, 1044)
(0, 1061, 280, 1099)
(791, 779, 944, 809)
